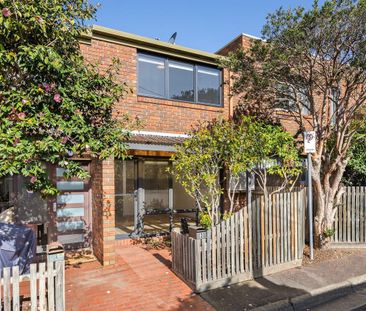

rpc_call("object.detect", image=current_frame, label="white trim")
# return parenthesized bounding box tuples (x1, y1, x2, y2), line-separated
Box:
(216, 33, 264, 54)
(241, 32, 263, 40)
(131, 130, 189, 138)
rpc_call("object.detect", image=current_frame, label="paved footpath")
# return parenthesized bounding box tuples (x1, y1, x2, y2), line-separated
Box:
(66, 245, 213, 311)
(201, 250, 366, 311)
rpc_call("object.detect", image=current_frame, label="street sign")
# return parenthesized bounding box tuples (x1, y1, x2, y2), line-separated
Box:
(304, 131, 316, 153)
(304, 131, 315, 261)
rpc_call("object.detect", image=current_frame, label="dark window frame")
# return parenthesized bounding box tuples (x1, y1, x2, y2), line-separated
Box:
(137, 52, 223, 107)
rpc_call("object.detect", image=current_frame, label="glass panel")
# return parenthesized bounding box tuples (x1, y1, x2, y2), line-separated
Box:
(173, 177, 195, 211)
(57, 181, 84, 191)
(172, 177, 196, 230)
(138, 54, 165, 97)
(57, 207, 84, 217)
(197, 66, 221, 105)
(144, 161, 169, 211)
(57, 194, 84, 204)
(115, 160, 136, 235)
(143, 161, 170, 234)
(57, 220, 84, 232)
(58, 234, 84, 244)
(169, 61, 194, 102)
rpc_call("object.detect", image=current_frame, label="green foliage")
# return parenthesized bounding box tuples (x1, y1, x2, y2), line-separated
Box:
(323, 228, 335, 238)
(198, 212, 212, 230)
(244, 117, 302, 187)
(171, 116, 301, 226)
(0, 0, 138, 194)
(343, 122, 366, 185)
(223, 0, 366, 237)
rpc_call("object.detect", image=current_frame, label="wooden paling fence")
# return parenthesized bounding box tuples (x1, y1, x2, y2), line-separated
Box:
(0, 261, 65, 311)
(172, 188, 306, 292)
(251, 189, 305, 276)
(332, 187, 366, 246)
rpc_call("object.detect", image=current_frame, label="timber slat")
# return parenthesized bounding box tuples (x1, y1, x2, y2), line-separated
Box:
(170, 188, 307, 292)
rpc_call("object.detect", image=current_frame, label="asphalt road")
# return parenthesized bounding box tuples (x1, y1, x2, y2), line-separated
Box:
(312, 288, 366, 311)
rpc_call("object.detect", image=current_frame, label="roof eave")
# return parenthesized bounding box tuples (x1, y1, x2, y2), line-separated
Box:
(87, 25, 223, 66)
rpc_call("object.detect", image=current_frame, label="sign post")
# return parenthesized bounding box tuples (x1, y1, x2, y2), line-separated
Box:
(304, 131, 315, 261)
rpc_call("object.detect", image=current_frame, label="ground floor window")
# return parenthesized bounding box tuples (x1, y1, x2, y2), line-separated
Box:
(114, 158, 196, 238)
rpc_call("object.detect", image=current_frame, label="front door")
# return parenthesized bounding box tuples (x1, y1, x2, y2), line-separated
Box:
(51, 163, 92, 249)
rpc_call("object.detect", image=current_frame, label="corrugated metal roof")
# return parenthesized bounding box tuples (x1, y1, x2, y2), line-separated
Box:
(128, 133, 186, 146)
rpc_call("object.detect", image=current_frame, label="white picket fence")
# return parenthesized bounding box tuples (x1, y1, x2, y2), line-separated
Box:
(0, 261, 65, 311)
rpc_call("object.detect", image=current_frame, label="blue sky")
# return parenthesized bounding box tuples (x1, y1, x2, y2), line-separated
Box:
(93, 0, 318, 53)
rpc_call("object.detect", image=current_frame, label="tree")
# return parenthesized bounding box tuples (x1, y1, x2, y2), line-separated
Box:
(224, 0, 366, 246)
(343, 122, 366, 185)
(171, 118, 250, 227)
(246, 119, 302, 210)
(0, 1, 138, 194)
(171, 116, 300, 228)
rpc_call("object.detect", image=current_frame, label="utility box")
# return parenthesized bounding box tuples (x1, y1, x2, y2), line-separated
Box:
(47, 242, 64, 262)
(188, 226, 207, 240)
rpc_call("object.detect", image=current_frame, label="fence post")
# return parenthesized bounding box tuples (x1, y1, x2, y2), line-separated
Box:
(30, 264, 37, 311)
(12, 266, 20, 311)
(3, 267, 10, 311)
(48, 261, 55, 311)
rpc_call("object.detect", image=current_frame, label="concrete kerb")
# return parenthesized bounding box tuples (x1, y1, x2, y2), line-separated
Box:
(252, 273, 366, 311)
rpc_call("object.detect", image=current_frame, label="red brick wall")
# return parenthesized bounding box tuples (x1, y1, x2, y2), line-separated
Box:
(217, 34, 253, 56)
(90, 158, 116, 265)
(81, 37, 233, 265)
(80, 39, 231, 134)
(218, 34, 310, 136)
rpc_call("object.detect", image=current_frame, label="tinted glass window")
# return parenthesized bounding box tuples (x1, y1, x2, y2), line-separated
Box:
(169, 61, 194, 102)
(137, 52, 222, 106)
(138, 54, 165, 97)
(197, 66, 221, 105)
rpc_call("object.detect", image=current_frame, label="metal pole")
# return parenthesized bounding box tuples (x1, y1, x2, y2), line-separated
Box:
(307, 153, 314, 260)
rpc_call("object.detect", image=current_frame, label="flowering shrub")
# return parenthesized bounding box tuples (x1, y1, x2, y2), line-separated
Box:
(0, 1, 138, 194)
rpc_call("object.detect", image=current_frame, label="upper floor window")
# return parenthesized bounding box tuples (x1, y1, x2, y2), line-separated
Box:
(275, 84, 310, 115)
(138, 52, 222, 106)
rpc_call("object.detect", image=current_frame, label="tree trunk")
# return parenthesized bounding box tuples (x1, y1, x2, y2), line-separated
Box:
(311, 155, 347, 248)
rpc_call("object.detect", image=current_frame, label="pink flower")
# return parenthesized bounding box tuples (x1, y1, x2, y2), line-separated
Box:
(17, 112, 26, 119)
(43, 83, 51, 93)
(53, 93, 62, 103)
(30, 176, 37, 184)
(2, 8, 11, 17)
(22, 99, 28, 104)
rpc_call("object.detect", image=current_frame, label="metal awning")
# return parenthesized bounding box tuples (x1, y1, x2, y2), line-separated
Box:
(127, 131, 188, 152)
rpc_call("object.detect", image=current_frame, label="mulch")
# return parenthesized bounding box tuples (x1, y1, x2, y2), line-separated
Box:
(302, 244, 366, 266)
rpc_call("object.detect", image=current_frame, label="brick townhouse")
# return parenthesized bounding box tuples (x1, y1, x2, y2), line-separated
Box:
(0, 25, 306, 265)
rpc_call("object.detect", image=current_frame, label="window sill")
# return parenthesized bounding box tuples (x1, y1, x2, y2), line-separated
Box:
(137, 95, 224, 110)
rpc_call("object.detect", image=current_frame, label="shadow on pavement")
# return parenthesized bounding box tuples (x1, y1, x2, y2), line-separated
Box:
(201, 276, 307, 311)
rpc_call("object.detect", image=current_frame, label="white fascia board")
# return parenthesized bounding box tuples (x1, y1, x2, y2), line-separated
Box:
(131, 130, 190, 138)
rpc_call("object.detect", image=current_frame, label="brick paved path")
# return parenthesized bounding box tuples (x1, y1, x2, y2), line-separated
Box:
(65, 245, 213, 311)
